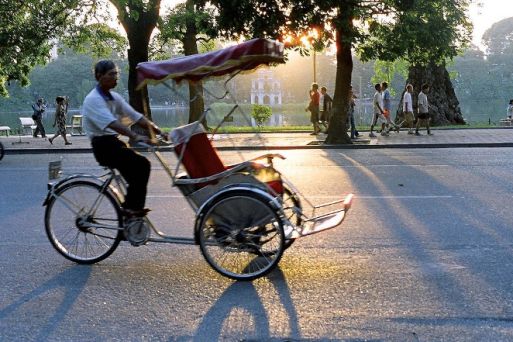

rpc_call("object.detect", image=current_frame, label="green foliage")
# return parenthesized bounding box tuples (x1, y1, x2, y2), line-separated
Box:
(251, 104, 273, 127)
(482, 17, 513, 59)
(358, 0, 472, 66)
(371, 59, 409, 96)
(0, 0, 80, 96)
(61, 23, 128, 58)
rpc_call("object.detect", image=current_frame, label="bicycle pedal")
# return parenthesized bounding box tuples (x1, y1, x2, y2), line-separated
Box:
(124, 217, 150, 246)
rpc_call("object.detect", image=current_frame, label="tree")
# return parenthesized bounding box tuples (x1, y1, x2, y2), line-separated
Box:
(482, 17, 513, 57)
(108, 0, 161, 117)
(0, 0, 79, 96)
(209, 1, 427, 143)
(360, 0, 472, 125)
(158, 0, 217, 126)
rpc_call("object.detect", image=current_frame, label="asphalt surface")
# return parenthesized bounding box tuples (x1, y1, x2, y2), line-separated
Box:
(2, 127, 513, 154)
(2, 149, 513, 341)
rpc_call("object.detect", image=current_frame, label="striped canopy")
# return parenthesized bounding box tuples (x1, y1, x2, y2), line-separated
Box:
(136, 38, 285, 88)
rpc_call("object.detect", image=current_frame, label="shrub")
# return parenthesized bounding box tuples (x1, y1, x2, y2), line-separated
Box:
(251, 104, 272, 127)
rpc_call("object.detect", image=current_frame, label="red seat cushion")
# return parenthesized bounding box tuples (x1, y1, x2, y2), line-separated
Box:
(170, 123, 226, 182)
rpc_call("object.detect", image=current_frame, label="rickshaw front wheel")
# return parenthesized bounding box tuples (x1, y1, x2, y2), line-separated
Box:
(198, 190, 285, 281)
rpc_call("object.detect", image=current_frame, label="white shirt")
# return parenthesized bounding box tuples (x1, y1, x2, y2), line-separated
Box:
(373, 91, 383, 114)
(319, 94, 325, 111)
(82, 86, 143, 139)
(403, 92, 413, 112)
(418, 91, 429, 113)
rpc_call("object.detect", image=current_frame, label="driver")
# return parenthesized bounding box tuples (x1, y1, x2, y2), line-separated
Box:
(82, 60, 162, 217)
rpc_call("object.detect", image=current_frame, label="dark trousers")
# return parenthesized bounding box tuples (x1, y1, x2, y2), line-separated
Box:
(92, 135, 151, 210)
(33, 117, 46, 137)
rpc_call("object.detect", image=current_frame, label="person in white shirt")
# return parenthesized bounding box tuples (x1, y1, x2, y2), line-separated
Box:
(402, 84, 415, 134)
(370, 83, 388, 137)
(415, 83, 433, 135)
(82, 60, 162, 217)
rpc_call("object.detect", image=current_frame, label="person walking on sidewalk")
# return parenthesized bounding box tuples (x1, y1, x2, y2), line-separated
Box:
(348, 85, 359, 139)
(82, 60, 162, 217)
(415, 83, 433, 136)
(49, 96, 72, 145)
(306, 83, 320, 135)
(370, 83, 388, 137)
(31, 98, 47, 138)
(320, 86, 332, 129)
(382, 82, 401, 133)
(403, 84, 415, 134)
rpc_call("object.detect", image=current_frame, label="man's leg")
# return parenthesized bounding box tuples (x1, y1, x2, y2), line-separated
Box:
(33, 119, 41, 137)
(115, 149, 151, 210)
(92, 137, 151, 211)
(369, 113, 377, 137)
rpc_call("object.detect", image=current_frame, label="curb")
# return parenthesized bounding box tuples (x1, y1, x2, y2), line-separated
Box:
(5, 142, 513, 155)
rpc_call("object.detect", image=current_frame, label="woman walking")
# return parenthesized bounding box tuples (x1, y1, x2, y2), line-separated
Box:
(49, 96, 72, 145)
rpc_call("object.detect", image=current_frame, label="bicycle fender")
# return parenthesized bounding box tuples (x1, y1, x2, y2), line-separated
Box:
(42, 175, 123, 207)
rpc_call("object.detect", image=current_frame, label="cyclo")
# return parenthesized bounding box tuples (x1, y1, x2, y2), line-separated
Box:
(43, 38, 353, 281)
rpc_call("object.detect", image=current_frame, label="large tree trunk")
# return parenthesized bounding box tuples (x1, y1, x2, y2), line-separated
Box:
(183, 0, 206, 127)
(397, 63, 464, 125)
(112, 0, 161, 119)
(325, 18, 352, 144)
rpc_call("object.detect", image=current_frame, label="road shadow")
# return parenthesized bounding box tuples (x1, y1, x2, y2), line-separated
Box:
(0, 265, 91, 341)
(188, 268, 308, 341)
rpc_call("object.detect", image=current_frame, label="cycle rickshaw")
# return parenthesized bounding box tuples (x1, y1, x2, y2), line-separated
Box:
(43, 38, 353, 281)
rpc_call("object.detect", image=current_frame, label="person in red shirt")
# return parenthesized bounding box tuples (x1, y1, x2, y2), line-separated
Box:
(306, 83, 320, 135)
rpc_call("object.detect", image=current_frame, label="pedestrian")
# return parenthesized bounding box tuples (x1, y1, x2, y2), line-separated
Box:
(348, 85, 360, 139)
(370, 83, 388, 137)
(306, 83, 320, 135)
(320, 86, 332, 129)
(31, 98, 47, 138)
(402, 84, 415, 134)
(382, 82, 401, 133)
(82, 60, 162, 217)
(49, 96, 72, 145)
(507, 99, 513, 119)
(415, 83, 433, 136)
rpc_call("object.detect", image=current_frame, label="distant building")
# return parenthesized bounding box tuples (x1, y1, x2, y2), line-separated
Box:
(250, 69, 282, 106)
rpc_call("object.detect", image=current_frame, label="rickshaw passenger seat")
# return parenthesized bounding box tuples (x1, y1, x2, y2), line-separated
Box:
(170, 122, 284, 194)
(170, 122, 226, 183)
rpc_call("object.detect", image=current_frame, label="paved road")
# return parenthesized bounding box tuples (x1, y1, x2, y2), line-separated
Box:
(1, 148, 513, 340)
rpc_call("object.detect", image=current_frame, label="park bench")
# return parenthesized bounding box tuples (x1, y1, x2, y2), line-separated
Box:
(0, 125, 10, 136)
(19, 117, 37, 135)
(499, 118, 512, 127)
(66, 115, 84, 135)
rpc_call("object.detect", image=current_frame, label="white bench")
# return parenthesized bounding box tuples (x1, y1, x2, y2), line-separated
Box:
(19, 117, 37, 135)
(499, 118, 512, 127)
(66, 115, 84, 135)
(0, 126, 10, 136)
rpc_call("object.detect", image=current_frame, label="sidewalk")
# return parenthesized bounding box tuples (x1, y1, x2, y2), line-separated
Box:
(2, 127, 513, 154)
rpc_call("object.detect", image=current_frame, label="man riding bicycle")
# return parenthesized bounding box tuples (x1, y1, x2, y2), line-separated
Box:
(82, 60, 162, 217)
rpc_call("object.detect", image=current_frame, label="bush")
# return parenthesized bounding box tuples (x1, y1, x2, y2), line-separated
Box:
(251, 104, 272, 127)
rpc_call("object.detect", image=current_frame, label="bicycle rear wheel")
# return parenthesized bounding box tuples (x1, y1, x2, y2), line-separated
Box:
(198, 191, 285, 281)
(45, 180, 123, 264)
